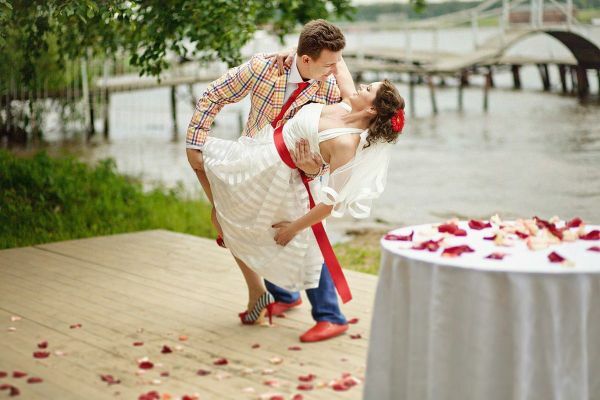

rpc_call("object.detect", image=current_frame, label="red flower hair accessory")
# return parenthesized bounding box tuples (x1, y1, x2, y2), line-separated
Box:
(391, 108, 405, 133)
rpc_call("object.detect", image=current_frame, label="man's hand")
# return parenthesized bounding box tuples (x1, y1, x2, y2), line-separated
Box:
(291, 138, 322, 176)
(186, 148, 204, 171)
(266, 47, 296, 76)
(273, 221, 298, 246)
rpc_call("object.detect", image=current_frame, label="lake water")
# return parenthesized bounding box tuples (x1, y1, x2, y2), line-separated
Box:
(41, 26, 600, 239)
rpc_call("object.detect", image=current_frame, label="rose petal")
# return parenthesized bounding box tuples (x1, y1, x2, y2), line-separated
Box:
(26, 377, 43, 384)
(160, 371, 170, 377)
(384, 231, 413, 241)
(10, 316, 22, 322)
(515, 231, 529, 239)
(9, 386, 20, 396)
(292, 395, 304, 400)
(566, 217, 583, 228)
(182, 396, 200, 400)
(263, 379, 280, 387)
(137, 391, 160, 400)
(138, 361, 154, 370)
(412, 239, 442, 252)
(468, 220, 492, 230)
(298, 374, 316, 382)
(196, 369, 211, 376)
(485, 252, 507, 260)
(297, 384, 313, 391)
(269, 357, 283, 365)
(548, 251, 566, 263)
(100, 375, 121, 385)
(0, 371, 7, 378)
(547, 225, 564, 240)
(288, 346, 302, 351)
(69, 323, 82, 329)
(53, 350, 66, 356)
(347, 318, 359, 324)
(441, 245, 475, 258)
(0, 384, 11, 390)
(178, 335, 188, 341)
(533, 216, 553, 229)
(262, 369, 275, 375)
(251, 343, 260, 349)
(438, 223, 459, 234)
(332, 382, 350, 391)
(161, 345, 172, 354)
(37, 341, 48, 349)
(33, 351, 50, 359)
(133, 342, 144, 347)
(12, 371, 27, 378)
(580, 230, 600, 240)
(350, 334, 362, 339)
(588, 246, 600, 252)
(8, 327, 16, 332)
(483, 234, 497, 241)
(213, 358, 228, 366)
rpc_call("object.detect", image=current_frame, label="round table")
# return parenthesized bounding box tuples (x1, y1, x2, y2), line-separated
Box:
(364, 221, 600, 400)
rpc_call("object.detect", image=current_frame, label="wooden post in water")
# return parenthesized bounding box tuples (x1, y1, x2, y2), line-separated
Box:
(558, 64, 568, 93)
(457, 72, 464, 111)
(102, 60, 110, 140)
(575, 66, 589, 99)
(408, 73, 415, 117)
(427, 75, 438, 115)
(81, 56, 96, 140)
(483, 67, 492, 112)
(511, 65, 522, 89)
(537, 64, 551, 91)
(570, 66, 578, 94)
(170, 85, 178, 141)
(488, 66, 495, 88)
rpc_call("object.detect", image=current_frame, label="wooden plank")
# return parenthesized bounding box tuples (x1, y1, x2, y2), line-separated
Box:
(0, 231, 377, 399)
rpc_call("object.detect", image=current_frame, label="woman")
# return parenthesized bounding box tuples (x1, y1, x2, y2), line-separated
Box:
(202, 59, 405, 324)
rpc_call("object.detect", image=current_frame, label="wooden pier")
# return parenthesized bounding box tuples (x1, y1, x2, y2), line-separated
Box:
(0, 230, 375, 399)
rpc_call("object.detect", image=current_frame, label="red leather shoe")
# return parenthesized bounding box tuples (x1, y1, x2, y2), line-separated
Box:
(299, 321, 349, 343)
(269, 298, 302, 316)
(216, 235, 226, 248)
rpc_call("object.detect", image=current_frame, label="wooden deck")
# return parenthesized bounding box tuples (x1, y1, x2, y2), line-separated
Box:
(0, 230, 377, 399)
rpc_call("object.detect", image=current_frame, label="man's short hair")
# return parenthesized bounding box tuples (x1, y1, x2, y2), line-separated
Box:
(297, 19, 346, 60)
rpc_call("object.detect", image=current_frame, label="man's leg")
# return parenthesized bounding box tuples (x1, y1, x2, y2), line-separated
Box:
(265, 280, 300, 304)
(300, 264, 348, 342)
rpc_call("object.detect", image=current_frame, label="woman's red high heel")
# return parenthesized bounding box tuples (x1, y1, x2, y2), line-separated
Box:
(239, 292, 275, 325)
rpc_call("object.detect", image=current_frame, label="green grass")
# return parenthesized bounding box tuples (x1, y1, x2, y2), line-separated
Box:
(577, 8, 600, 23)
(0, 150, 215, 249)
(334, 232, 383, 275)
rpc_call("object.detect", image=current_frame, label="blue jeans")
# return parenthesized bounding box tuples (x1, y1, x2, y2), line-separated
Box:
(265, 263, 347, 324)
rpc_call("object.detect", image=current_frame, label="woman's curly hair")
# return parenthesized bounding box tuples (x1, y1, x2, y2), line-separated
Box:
(366, 79, 405, 148)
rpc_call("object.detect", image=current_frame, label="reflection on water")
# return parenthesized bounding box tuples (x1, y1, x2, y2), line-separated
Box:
(20, 28, 600, 235)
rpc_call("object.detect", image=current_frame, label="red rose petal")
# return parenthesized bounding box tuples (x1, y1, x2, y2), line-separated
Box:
(548, 225, 564, 240)
(69, 323, 82, 329)
(26, 377, 43, 384)
(9, 386, 20, 396)
(412, 239, 442, 252)
(133, 342, 144, 347)
(100, 374, 121, 385)
(196, 369, 211, 376)
(138, 391, 160, 400)
(37, 341, 48, 349)
(269, 396, 284, 400)
(298, 374, 316, 382)
(288, 346, 302, 351)
(566, 217, 583, 228)
(160, 371, 170, 377)
(350, 334, 362, 339)
(0, 384, 11, 390)
(0, 371, 6, 378)
(182, 395, 199, 400)
(161, 345, 172, 354)
(485, 252, 507, 260)
(468, 220, 492, 230)
(348, 317, 359, 324)
(441, 245, 475, 258)
(213, 358, 228, 366)
(548, 251, 566, 263)
(588, 246, 600, 252)
(33, 351, 50, 359)
(292, 395, 304, 400)
(138, 361, 154, 370)
(515, 231, 529, 239)
(384, 231, 413, 241)
(580, 230, 600, 240)
(533, 216, 553, 229)
(484, 234, 496, 241)
(332, 382, 350, 391)
(438, 223, 459, 234)
(297, 384, 313, 391)
(454, 229, 467, 236)
(251, 343, 260, 349)
(12, 371, 27, 378)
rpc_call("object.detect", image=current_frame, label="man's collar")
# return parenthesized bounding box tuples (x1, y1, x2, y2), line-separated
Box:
(289, 54, 314, 84)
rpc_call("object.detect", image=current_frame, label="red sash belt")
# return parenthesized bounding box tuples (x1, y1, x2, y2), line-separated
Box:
(273, 125, 352, 304)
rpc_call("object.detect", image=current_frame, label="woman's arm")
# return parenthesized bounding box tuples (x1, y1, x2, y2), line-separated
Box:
(334, 57, 357, 101)
(274, 139, 356, 246)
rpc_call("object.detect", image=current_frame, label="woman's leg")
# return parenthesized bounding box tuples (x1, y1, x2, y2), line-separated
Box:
(234, 256, 267, 310)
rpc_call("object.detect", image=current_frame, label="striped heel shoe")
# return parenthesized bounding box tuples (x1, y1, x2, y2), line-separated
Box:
(239, 292, 275, 325)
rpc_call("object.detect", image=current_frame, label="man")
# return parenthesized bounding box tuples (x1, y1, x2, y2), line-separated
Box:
(186, 19, 349, 342)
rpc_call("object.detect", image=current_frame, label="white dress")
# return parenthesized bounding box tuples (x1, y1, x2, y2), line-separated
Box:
(203, 102, 386, 291)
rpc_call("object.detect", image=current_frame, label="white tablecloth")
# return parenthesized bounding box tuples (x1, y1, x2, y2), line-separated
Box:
(364, 222, 600, 400)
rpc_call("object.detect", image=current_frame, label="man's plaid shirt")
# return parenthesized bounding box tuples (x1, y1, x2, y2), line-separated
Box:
(186, 53, 341, 151)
